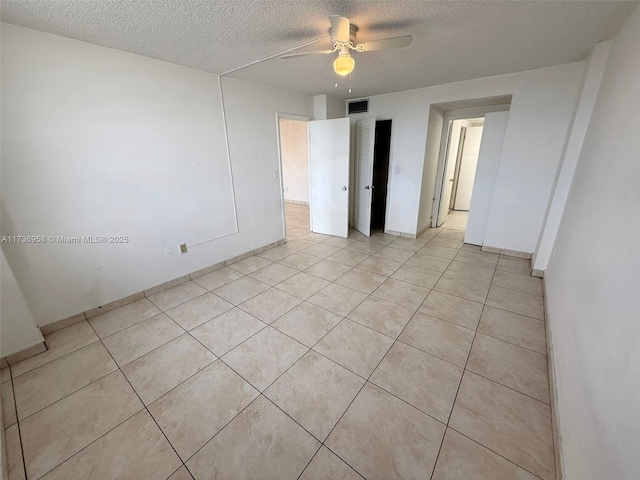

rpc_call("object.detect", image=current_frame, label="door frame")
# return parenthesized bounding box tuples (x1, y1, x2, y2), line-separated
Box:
(431, 105, 509, 228)
(275, 113, 311, 241)
(349, 114, 396, 234)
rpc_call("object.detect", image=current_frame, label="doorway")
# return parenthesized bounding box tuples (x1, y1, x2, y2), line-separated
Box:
(276, 115, 311, 241)
(437, 117, 484, 228)
(353, 118, 392, 236)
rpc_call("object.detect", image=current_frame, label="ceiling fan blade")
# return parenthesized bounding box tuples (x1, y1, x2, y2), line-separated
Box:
(330, 15, 350, 43)
(355, 35, 413, 52)
(281, 49, 335, 59)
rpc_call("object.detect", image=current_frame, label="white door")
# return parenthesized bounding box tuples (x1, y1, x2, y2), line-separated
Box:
(438, 121, 464, 225)
(354, 117, 376, 236)
(454, 125, 483, 211)
(309, 118, 350, 238)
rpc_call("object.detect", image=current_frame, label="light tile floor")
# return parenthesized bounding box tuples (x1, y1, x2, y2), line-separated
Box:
(1, 202, 555, 480)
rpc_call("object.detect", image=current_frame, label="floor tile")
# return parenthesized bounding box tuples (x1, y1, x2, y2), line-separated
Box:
(89, 298, 161, 338)
(455, 250, 499, 268)
(299, 232, 330, 243)
(486, 286, 544, 320)
(347, 296, 414, 338)
(14, 342, 117, 420)
(302, 243, 342, 259)
(102, 313, 184, 366)
(213, 276, 270, 305)
(433, 274, 490, 303)
(265, 350, 364, 441)
(428, 236, 464, 249)
(239, 288, 302, 323)
(165, 292, 234, 331)
(191, 266, 244, 290)
(444, 260, 495, 284)
(248, 262, 298, 285)
(279, 252, 322, 270)
(344, 240, 383, 255)
(271, 302, 342, 347)
(149, 361, 258, 460)
(372, 246, 414, 263)
(467, 333, 549, 403)
(222, 327, 308, 391)
(357, 256, 402, 276)
(387, 238, 425, 253)
(167, 466, 193, 480)
(257, 246, 297, 263)
(370, 342, 463, 423)
(1, 367, 10, 383)
(399, 312, 474, 367)
(438, 229, 466, 240)
(326, 249, 369, 267)
(449, 372, 555, 480)
(186, 396, 319, 480)
(391, 264, 442, 289)
(419, 290, 484, 330)
(496, 256, 531, 275)
(147, 281, 208, 311)
(367, 231, 397, 245)
(227, 255, 273, 274)
(335, 268, 387, 294)
(432, 428, 539, 480)
(307, 284, 368, 317)
(122, 334, 215, 405)
(190, 308, 266, 357)
(300, 446, 362, 480)
(372, 278, 429, 310)
(5, 424, 25, 480)
(304, 259, 352, 281)
(322, 236, 357, 248)
(284, 238, 316, 251)
(326, 383, 445, 480)
(492, 270, 543, 296)
(314, 319, 394, 378)
(21, 371, 142, 479)
(40, 410, 181, 480)
(461, 243, 482, 253)
(11, 321, 99, 377)
(406, 253, 451, 273)
(419, 244, 460, 260)
(478, 306, 547, 354)
(276, 272, 330, 299)
(2, 380, 17, 427)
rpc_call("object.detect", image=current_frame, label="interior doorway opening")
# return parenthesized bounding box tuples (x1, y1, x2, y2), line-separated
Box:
(276, 115, 311, 240)
(440, 117, 484, 229)
(353, 118, 393, 237)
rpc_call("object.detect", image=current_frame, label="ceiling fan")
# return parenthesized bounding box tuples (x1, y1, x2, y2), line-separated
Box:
(281, 15, 412, 76)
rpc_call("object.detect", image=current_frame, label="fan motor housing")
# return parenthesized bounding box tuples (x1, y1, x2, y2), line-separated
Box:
(330, 24, 358, 44)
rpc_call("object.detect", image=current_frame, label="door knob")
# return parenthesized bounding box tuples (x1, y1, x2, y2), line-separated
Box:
(342, 186, 348, 191)
(364, 185, 370, 190)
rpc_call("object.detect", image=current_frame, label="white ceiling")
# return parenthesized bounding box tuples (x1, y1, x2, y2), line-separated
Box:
(1, 1, 637, 99)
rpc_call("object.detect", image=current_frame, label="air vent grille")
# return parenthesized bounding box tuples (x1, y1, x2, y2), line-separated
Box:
(348, 99, 369, 114)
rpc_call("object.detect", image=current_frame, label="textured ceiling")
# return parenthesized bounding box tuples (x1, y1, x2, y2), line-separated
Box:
(1, 1, 637, 99)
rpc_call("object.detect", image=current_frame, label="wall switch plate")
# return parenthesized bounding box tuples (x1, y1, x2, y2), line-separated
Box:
(165, 247, 174, 257)
(179, 243, 188, 254)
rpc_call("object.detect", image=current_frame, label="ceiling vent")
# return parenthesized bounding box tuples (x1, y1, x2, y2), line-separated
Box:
(348, 99, 369, 114)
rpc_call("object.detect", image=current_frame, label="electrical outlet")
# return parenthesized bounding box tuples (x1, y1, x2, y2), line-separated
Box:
(165, 246, 174, 257)
(179, 243, 188, 254)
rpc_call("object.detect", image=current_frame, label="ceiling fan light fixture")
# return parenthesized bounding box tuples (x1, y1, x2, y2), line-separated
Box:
(333, 53, 355, 76)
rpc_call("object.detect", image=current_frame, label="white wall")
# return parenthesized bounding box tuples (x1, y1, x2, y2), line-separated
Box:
(0, 24, 313, 332)
(465, 112, 509, 245)
(1, 250, 44, 357)
(279, 119, 309, 203)
(349, 62, 583, 247)
(544, 5, 640, 478)
(454, 125, 483, 211)
(532, 42, 611, 272)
